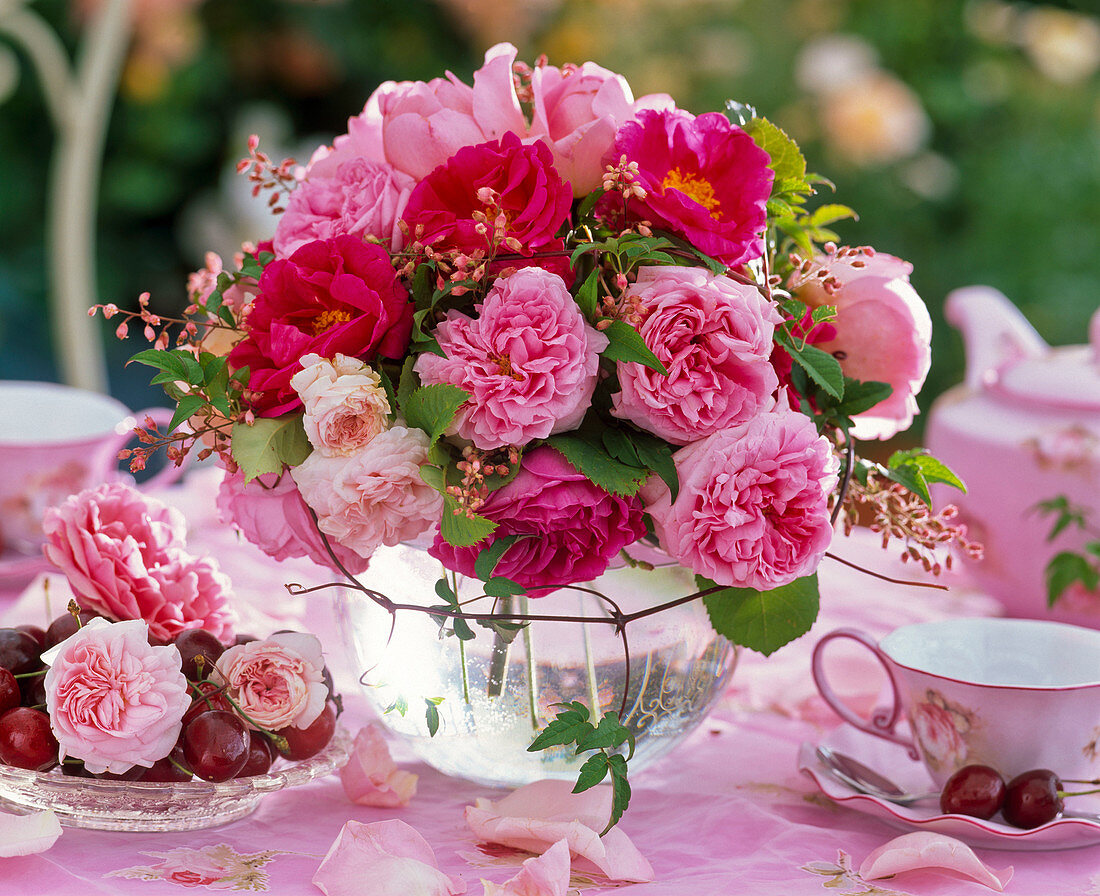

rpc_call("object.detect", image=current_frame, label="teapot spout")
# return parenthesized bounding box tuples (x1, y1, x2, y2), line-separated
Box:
(946, 286, 1048, 390)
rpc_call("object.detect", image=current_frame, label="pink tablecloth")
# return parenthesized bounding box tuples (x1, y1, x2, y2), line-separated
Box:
(2, 469, 1098, 895)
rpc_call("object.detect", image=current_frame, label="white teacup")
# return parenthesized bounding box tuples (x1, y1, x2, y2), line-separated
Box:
(0, 380, 183, 555)
(812, 618, 1100, 786)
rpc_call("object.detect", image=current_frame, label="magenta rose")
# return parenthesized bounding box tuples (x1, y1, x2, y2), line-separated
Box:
(792, 251, 931, 439)
(42, 618, 191, 774)
(529, 61, 670, 195)
(415, 268, 607, 449)
(274, 157, 415, 256)
(228, 235, 412, 416)
(611, 265, 782, 445)
(430, 447, 647, 594)
(42, 483, 236, 643)
(213, 631, 327, 731)
(216, 469, 370, 575)
(645, 409, 838, 590)
(603, 108, 773, 267)
(400, 132, 573, 278)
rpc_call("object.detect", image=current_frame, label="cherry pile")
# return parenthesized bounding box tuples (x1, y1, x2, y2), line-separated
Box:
(939, 764, 1097, 828)
(0, 615, 339, 783)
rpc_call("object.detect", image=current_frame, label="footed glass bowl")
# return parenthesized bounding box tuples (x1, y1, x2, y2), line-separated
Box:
(0, 727, 351, 832)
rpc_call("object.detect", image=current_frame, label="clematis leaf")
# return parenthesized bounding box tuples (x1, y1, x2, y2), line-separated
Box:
(546, 433, 648, 497)
(601, 320, 668, 375)
(231, 415, 311, 483)
(402, 384, 469, 447)
(700, 573, 820, 656)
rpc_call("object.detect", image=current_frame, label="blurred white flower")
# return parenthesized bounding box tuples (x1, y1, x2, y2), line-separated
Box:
(796, 34, 879, 95)
(1019, 7, 1100, 85)
(820, 71, 930, 167)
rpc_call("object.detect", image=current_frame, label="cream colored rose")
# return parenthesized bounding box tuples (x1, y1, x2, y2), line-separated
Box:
(290, 353, 391, 456)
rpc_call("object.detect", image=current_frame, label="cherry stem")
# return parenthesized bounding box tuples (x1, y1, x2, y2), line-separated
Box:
(1060, 787, 1100, 798)
(12, 670, 46, 679)
(1062, 778, 1100, 786)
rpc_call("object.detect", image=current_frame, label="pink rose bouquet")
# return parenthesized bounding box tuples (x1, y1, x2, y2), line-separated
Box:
(110, 42, 970, 829)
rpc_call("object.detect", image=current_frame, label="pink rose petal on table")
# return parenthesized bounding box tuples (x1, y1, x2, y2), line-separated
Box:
(0, 810, 62, 857)
(340, 725, 419, 808)
(464, 780, 653, 883)
(859, 832, 1013, 891)
(481, 839, 571, 896)
(313, 819, 466, 896)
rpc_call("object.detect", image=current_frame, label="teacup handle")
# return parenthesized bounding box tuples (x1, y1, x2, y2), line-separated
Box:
(106, 407, 191, 490)
(811, 627, 920, 760)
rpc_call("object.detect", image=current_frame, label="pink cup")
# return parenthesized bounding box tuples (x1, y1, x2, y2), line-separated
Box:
(812, 618, 1100, 786)
(0, 381, 184, 555)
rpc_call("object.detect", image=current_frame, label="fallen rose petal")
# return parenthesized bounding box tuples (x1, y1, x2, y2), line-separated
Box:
(464, 780, 653, 883)
(340, 725, 419, 808)
(859, 832, 1013, 891)
(313, 819, 466, 896)
(481, 839, 571, 896)
(0, 809, 62, 857)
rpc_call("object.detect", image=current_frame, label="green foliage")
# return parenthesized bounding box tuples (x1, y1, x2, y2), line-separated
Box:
(700, 573, 820, 656)
(230, 416, 312, 483)
(601, 320, 668, 375)
(546, 432, 650, 497)
(401, 384, 469, 447)
(527, 701, 635, 834)
(885, 449, 967, 508)
(1036, 497, 1100, 607)
(424, 697, 443, 737)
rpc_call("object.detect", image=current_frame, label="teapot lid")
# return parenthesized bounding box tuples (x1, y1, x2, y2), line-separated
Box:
(993, 346, 1100, 412)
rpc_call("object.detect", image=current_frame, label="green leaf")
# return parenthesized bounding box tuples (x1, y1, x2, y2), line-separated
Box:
(452, 614, 475, 641)
(384, 695, 408, 717)
(377, 367, 398, 424)
(230, 415, 312, 483)
(527, 702, 593, 752)
(701, 573, 820, 656)
(601, 320, 668, 375)
(575, 712, 632, 754)
(403, 384, 469, 446)
(631, 432, 679, 502)
(776, 329, 844, 400)
(483, 576, 526, 598)
(837, 379, 893, 416)
(605, 753, 631, 833)
(575, 187, 606, 222)
(807, 203, 857, 227)
(886, 449, 967, 506)
(1046, 551, 1100, 607)
(546, 434, 648, 497)
(572, 753, 610, 793)
(434, 577, 458, 606)
(744, 117, 809, 195)
(425, 699, 441, 736)
(474, 534, 523, 581)
(575, 269, 600, 320)
(440, 497, 497, 547)
(412, 263, 435, 312)
(397, 356, 419, 416)
(168, 394, 208, 433)
(128, 347, 189, 378)
(601, 428, 642, 467)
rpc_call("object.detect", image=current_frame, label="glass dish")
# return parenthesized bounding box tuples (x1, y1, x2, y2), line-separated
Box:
(0, 726, 351, 832)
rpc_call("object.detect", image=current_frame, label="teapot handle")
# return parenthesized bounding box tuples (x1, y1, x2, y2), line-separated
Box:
(946, 286, 1047, 390)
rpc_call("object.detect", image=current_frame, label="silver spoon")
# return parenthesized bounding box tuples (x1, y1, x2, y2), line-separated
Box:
(815, 745, 938, 804)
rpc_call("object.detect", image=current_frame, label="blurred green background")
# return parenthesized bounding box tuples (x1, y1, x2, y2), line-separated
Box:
(1, 0, 1098, 444)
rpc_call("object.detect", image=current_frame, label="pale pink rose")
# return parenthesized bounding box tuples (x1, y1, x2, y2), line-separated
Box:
(137, 846, 237, 889)
(340, 725, 419, 808)
(859, 832, 1013, 891)
(217, 469, 370, 575)
(416, 269, 607, 449)
(482, 839, 572, 896)
(645, 409, 838, 590)
(910, 701, 967, 771)
(42, 618, 191, 775)
(273, 157, 414, 256)
(793, 251, 931, 440)
(293, 426, 443, 561)
(313, 819, 466, 896)
(213, 631, 327, 731)
(291, 353, 392, 456)
(465, 780, 654, 883)
(0, 810, 62, 858)
(611, 266, 782, 445)
(42, 483, 236, 643)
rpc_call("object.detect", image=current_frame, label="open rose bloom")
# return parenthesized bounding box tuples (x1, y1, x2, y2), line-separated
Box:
(123, 39, 960, 832)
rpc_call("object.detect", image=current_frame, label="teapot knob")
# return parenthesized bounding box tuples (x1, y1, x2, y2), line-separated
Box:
(946, 286, 1048, 390)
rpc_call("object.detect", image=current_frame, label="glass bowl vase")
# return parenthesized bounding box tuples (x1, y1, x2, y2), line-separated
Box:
(334, 544, 736, 787)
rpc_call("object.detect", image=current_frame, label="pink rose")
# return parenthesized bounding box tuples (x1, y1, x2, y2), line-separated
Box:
(400, 132, 573, 279)
(213, 631, 327, 731)
(228, 235, 412, 417)
(217, 469, 370, 575)
(430, 447, 646, 594)
(483, 839, 571, 896)
(42, 618, 191, 775)
(415, 269, 607, 449)
(910, 700, 968, 772)
(465, 779, 654, 883)
(611, 266, 782, 444)
(42, 483, 236, 643)
(603, 108, 773, 267)
(274, 157, 415, 256)
(645, 409, 838, 590)
(529, 61, 641, 196)
(293, 426, 443, 561)
(340, 725, 418, 808)
(792, 251, 931, 439)
(314, 820, 467, 896)
(291, 353, 391, 456)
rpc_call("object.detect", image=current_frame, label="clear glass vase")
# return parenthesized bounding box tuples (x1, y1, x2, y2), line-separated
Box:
(334, 542, 737, 787)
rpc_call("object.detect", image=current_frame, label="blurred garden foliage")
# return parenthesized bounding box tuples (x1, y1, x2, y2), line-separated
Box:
(1, 0, 1098, 434)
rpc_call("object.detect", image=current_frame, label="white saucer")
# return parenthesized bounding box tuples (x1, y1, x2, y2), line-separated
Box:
(799, 724, 1100, 851)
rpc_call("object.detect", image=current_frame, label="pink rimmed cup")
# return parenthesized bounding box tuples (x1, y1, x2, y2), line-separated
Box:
(812, 618, 1100, 786)
(0, 381, 184, 555)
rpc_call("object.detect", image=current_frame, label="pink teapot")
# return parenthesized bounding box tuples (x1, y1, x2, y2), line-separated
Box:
(926, 286, 1100, 626)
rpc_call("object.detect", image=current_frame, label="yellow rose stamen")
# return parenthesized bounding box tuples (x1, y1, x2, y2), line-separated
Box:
(312, 308, 353, 335)
(661, 167, 721, 214)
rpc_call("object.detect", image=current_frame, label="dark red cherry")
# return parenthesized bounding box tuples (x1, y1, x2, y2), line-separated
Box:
(275, 701, 336, 761)
(182, 680, 233, 727)
(939, 764, 1006, 819)
(0, 668, 20, 715)
(15, 625, 46, 650)
(0, 707, 58, 770)
(236, 730, 275, 777)
(182, 710, 249, 782)
(172, 629, 226, 681)
(140, 745, 193, 783)
(43, 611, 99, 648)
(1003, 769, 1063, 828)
(0, 628, 42, 675)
